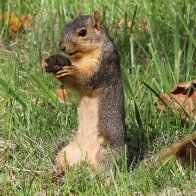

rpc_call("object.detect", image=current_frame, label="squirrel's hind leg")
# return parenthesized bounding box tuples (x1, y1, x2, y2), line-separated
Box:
(87, 134, 122, 180)
(55, 141, 83, 170)
(92, 146, 121, 185)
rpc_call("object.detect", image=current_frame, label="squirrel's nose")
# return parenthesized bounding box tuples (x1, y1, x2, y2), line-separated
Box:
(59, 42, 66, 52)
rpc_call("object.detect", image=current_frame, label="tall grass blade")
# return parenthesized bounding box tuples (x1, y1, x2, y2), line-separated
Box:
(148, 44, 170, 90)
(28, 74, 57, 103)
(0, 78, 31, 107)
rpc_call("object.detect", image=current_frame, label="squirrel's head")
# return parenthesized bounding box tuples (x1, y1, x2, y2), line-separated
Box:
(59, 11, 104, 59)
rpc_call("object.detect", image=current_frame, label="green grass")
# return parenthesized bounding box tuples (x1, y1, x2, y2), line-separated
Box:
(0, 0, 195, 195)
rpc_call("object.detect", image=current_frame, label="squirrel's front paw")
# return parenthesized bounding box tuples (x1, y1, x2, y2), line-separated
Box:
(55, 66, 75, 78)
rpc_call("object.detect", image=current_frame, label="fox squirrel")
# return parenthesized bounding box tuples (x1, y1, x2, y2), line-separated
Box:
(42, 11, 126, 177)
(42, 11, 195, 178)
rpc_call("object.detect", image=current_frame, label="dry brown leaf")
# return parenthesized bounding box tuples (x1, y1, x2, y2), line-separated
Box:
(127, 20, 133, 28)
(118, 18, 125, 28)
(118, 18, 133, 28)
(156, 79, 196, 121)
(56, 87, 73, 103)
(117, 17, 148, 32)
(51, 170, 65, 182)
(0, 12, 32, 36)
(19, 14, 32, 29)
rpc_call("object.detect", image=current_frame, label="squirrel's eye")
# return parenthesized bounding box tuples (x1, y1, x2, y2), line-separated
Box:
(78, 29, 87, 37)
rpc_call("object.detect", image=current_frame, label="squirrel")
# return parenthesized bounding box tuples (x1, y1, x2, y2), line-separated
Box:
(42, 11, 126, 178)
(42, 11, 195, 179)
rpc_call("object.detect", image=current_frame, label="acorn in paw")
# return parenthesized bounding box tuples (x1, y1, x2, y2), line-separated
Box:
(42, 54, 71, 74)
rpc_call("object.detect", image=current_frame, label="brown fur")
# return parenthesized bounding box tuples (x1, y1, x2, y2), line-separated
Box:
(174, 135, 196, 165)
(43, 11, 196, 179)
(43, 11, 126, 179)
(56, 49, 100, 82)
(55, 49, 101, 93)
(56, 95, 102, 169)
(144, 134, 196, 167)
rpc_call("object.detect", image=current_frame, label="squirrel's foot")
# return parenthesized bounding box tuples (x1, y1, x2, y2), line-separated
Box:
(55, 141, 83, 169)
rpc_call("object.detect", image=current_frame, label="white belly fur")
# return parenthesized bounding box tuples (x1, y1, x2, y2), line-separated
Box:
(75, 96, 100, 160)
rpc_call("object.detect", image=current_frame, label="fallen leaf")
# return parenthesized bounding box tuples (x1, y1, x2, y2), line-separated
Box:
(0, 12, 32, 36)
(127, 20, 133, 28)
(51, 170, 65, 183)
(117, 17, 148, 32)
(118, 18, 133, 28)
(19, 14, 32, 29)
(118, 18, 125, 28)
(56, 87, 73, 103)
(156, 79, 196, 121)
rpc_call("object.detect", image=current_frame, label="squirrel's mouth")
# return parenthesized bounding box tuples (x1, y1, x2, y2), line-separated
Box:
(68, 51, 78, 56)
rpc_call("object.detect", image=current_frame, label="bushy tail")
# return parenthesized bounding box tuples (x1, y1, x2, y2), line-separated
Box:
(143, 134, 196, 166)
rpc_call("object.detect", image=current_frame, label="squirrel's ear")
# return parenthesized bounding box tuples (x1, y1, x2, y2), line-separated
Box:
(91, 11, 102, 32)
